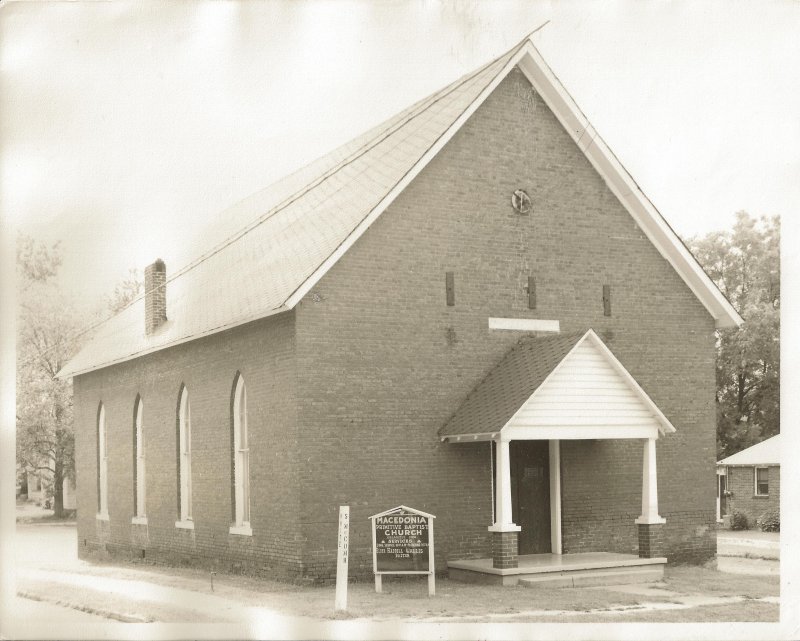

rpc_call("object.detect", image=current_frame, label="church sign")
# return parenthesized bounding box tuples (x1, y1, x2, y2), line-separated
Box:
(369, 505, 436, 596)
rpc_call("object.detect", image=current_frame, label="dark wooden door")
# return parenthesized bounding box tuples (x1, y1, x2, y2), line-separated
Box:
(510, 440, 551, 555)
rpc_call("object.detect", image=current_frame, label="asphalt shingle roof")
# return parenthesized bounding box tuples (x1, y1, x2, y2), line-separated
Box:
(438, 332, 586, 438)
(717, 434, 780, 466)
(59, 42, 524, 378)
(59, 33, 742, 379)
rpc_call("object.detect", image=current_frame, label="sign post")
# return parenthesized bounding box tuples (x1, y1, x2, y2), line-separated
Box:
(369, 505, 436, 597)
(334, 505, 349, 612)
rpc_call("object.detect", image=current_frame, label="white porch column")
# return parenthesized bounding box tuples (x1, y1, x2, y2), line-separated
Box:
(548, 440, 562, 554)
(635, 437, 666, 524)
(488, 437, 520, 532)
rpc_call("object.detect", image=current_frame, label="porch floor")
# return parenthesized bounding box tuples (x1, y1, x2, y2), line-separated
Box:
(448, 552, 667, 587)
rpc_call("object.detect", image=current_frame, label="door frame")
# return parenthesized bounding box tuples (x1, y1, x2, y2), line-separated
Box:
(716, 467, 727, 522)
(491, 438, 563, 555)
(549, 440, 562, 554)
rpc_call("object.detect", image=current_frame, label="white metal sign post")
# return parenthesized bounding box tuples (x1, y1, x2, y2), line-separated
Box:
(334, 505, 350, 612)
(369, 505, 436, 597)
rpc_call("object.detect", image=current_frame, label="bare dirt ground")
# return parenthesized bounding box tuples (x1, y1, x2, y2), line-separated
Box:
(10, 520, 779, 626)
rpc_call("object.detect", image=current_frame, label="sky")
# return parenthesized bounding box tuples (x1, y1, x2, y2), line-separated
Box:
(1, 0, 798, 308)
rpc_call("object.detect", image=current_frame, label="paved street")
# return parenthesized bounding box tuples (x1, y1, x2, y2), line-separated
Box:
(717, 529, 780, 560)
(13, 522, 85, 572)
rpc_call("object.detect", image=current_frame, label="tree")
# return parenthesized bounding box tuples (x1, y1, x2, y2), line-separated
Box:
(17, 235, 145, 516)
(688, 212, 780, 459)
(106, 268, 143, 313)
(16, 234, 83, 517)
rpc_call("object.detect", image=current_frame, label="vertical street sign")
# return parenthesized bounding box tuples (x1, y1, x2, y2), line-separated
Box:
(334, 505, 349, 612)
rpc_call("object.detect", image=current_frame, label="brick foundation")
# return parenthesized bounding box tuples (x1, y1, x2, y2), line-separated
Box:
(492, 531, 519, 569)
(637, 523, 665, 559)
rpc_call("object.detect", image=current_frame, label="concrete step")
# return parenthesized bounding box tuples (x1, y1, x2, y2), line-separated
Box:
(518, 565, 664, 589)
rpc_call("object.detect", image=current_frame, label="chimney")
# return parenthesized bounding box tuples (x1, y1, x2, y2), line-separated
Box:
(144, 259, 167, 335)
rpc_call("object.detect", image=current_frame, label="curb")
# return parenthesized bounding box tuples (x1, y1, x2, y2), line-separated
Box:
(717, 552, 779, 561)
(17, 590, 151, 623)
(718, 539, 779, 549)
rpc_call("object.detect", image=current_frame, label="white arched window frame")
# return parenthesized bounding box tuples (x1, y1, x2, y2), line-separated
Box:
(132, 397, 147, 523)
(97, 404, 109, 519)
(176, 387, 193, 528)
(230, 376, 252, 535)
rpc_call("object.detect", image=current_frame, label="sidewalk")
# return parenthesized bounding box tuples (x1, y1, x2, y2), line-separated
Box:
(16, 566, 315, 627)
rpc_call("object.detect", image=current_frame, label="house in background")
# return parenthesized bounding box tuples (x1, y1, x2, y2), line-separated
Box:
(58, 35, 741, 586)
(20, 469, 76, 510)
(23, 470, 46, 504)
(717, 434, 780, 525)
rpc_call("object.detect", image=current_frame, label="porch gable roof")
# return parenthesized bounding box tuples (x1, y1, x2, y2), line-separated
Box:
(439, 329, 677, 441)
(439, 332, 584, 440)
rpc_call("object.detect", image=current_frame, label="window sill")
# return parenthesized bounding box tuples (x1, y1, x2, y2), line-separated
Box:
(96, 512, 109, 521)
(753, 494, 770, 498)
(229, 524, 253, 537)
(175, 519, 195, 530)
(131, 516, 148, 526)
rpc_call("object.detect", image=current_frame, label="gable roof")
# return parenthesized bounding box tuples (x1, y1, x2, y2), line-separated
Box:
(717, 434, 780, 466)
(59, 36, 742, 379)
(368, 505, 436, 520)
(439, 329, 677, 441)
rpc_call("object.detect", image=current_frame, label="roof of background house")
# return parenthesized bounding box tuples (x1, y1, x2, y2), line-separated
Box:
(59, 35, 742, 379)
(717, 434, 781, 466)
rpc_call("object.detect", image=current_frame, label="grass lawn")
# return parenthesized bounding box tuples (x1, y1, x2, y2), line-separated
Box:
(16, 513, 77, 525)
(662, 565, 779, 597)
(15, 499, 76, 524)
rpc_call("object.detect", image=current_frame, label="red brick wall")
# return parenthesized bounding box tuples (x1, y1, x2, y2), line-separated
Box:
(725, 465, 780, 526)
(73, 312, 302, 578)
(294, 67, 718, 580)
(73, 65, 719, 582)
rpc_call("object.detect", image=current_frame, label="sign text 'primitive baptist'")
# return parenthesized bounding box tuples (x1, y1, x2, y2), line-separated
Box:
(369, 505, 436, 596)
(374, 512, 429, 572)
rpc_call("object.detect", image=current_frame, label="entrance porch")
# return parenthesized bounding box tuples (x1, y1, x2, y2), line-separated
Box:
(448, 552, 666, 587)
(439, 330, 677, 584)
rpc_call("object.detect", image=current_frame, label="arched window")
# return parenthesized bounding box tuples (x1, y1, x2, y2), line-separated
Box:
(133, 396, 146, 521)
(97, 403, 108, 518)
(230, 374, 251, 533)
(176, 385, 193, 525)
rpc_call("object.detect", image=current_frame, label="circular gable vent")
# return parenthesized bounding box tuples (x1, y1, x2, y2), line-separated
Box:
(511, 189, 532, 215)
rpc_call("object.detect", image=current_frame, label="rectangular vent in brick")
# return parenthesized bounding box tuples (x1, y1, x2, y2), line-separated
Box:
(446, 271, 455, 306)
(528, 276, 536, 309)
(603, 284, 612, 316)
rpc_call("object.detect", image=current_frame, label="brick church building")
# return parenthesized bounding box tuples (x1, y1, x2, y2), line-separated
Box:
(60, 36, 741, 584)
